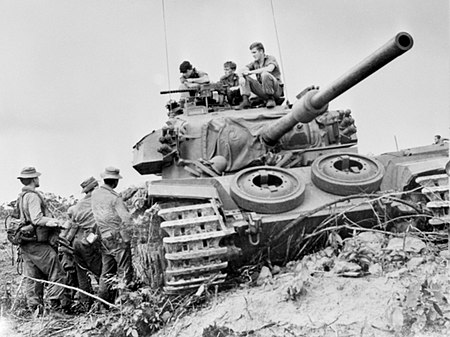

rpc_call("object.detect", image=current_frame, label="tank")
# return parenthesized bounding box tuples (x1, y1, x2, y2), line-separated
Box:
(132, 32, 449, 293)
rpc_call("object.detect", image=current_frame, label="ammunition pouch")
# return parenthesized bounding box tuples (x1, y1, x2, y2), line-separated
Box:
(66, 223, 80, 243)
(60, 222, 80, 245)
(35, 226, 52, 243)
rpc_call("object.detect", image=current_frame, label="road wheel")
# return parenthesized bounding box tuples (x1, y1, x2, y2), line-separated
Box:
(230, 166, 305, 213)
(311, 153, 384, 196)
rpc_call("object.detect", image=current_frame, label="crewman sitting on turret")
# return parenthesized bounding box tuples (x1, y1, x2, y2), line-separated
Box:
(218, 61, 242, 106)
(235, 42, 284, 110)
(433, 134, 449, 145)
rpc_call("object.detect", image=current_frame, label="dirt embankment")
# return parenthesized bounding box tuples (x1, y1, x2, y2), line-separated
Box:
(154, 235, 450, 337)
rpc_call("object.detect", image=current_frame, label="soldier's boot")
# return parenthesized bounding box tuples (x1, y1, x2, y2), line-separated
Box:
(50, 298, 73, 315)
(234, 95, 251, 110)
(27, 304, 44, 317)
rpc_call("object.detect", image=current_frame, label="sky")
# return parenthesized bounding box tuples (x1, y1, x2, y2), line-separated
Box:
(0, 0, 449, 203)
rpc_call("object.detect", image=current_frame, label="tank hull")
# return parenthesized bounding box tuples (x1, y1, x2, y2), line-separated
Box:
(143, 143, 448, 292)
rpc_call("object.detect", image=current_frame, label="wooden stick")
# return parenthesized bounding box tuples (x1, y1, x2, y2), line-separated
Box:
(47, 325, 76, 337)
(23, 275, 118, 309)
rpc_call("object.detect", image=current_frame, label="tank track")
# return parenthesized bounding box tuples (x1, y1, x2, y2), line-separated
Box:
(415, 173, 450, 225)
(158, 199, 235, 294)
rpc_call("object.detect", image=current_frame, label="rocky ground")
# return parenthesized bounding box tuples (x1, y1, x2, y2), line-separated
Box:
(1, 226, 450, 337)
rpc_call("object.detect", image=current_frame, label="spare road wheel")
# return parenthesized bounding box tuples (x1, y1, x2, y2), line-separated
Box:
(311, 153, 384, 196)
(230, 166, 305, 214)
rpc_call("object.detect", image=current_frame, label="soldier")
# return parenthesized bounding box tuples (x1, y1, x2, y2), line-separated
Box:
(16, 167, 70, 313)
(178, 61, 210, 102)
(236, 42, 284, 110)
(60, 176, 102, 312)
(179, 60, 209, 90)
(91, 167, 134, 304)
(219, 61, 242, 106)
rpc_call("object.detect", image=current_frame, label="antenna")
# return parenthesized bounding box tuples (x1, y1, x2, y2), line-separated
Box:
(394, 135, 399, 151)
(161, 0, 172, 99)
(270, 0, 289, 104)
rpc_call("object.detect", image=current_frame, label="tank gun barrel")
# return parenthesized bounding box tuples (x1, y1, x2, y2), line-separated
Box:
(262, 32, 414, 145)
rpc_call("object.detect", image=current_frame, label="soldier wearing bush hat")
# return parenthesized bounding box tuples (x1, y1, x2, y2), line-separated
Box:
(91, 167, 133, 305)
(15, 166, 71, 314)
(100, 166, 123, 180)
(17, 166, 41, 179)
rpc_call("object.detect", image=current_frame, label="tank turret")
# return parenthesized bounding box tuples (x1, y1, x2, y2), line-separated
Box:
(133, 32, 413, 179)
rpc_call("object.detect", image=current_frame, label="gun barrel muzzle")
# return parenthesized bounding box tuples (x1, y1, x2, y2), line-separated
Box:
(310, 32, 413, 109)
(262, 32, 414, 145)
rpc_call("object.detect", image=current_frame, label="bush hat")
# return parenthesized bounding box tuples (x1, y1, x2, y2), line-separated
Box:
(100, 166, 123, 180)
(17, 167, 41, 179)
(80, 176, 99, 193)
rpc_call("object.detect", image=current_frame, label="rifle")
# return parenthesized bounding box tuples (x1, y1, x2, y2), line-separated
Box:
(3, 216, 15, 266)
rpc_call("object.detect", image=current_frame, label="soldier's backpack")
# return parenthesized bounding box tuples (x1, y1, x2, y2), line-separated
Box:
(6, 192, 37, 245)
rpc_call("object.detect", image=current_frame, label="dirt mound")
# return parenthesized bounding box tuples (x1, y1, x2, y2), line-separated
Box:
(153, 245, 450, 337)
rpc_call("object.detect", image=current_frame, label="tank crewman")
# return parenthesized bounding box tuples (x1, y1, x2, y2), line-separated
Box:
(434, 135, 443, 145)
(236, 42, 284, 110)
(179, 60, 210, 89)
(60, 176, 102, 311)
(179, 60, 210, 101)
(434, 134, 449, 144)
(91, 167, 134, 304)
(219, 61, 242, 106)
(16, 167, 71, 314)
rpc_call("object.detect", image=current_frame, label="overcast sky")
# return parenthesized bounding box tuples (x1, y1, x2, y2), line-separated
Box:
(1, 0, 449, 203)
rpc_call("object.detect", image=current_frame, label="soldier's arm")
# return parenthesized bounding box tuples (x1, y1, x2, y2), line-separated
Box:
(115, 198, 133, 243)
(188, 71, 209, 84)
(247, 63, 275, 75)
(239, 65, 252, 76)
(115, 198, 133, 228)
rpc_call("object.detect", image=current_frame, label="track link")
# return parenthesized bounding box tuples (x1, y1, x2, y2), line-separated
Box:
(158, 199, 234, 293)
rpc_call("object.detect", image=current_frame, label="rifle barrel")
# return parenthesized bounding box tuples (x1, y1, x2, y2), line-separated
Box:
(160, 89, 196, 95)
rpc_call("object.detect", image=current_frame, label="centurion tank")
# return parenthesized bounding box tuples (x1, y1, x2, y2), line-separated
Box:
(132, 32, 449, 293)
